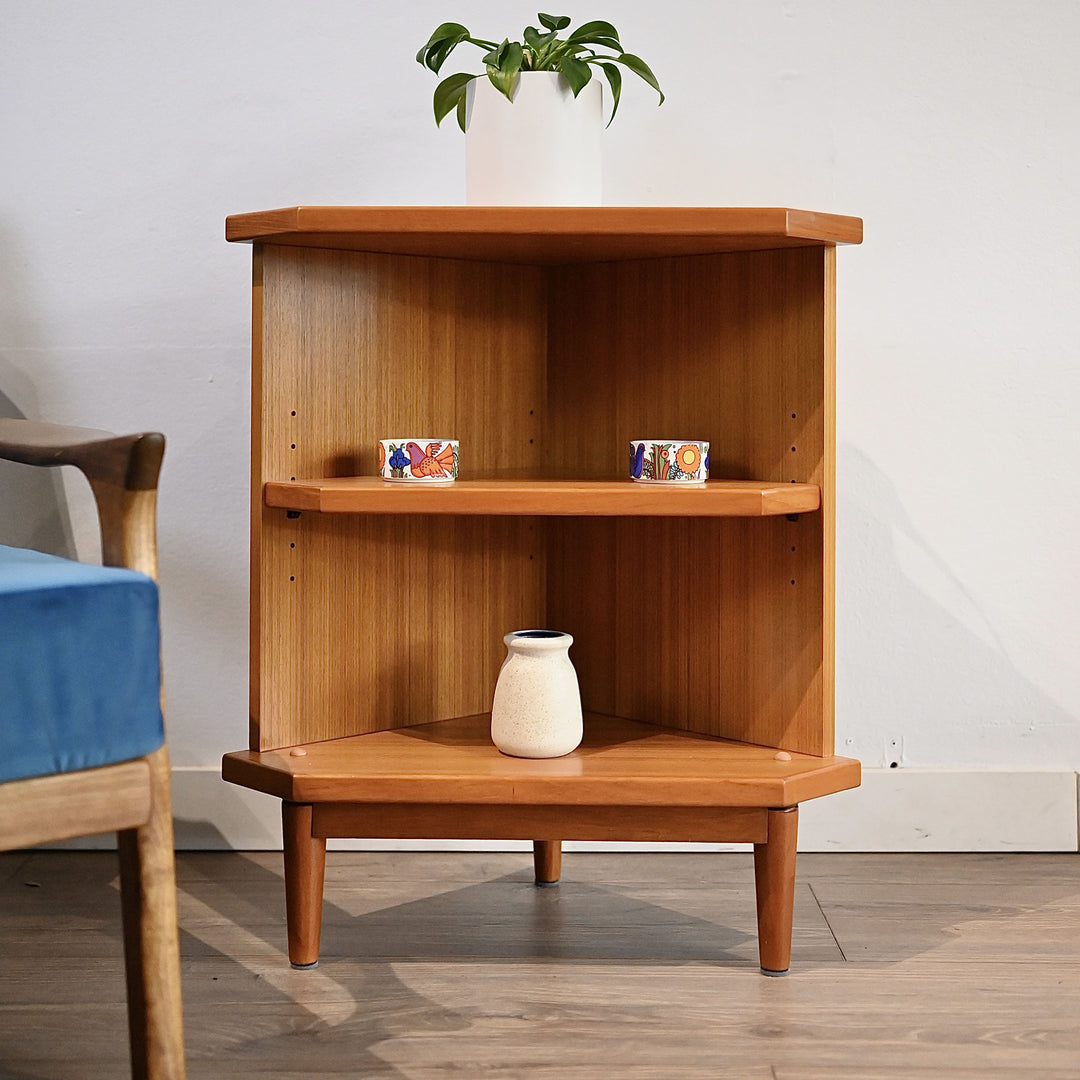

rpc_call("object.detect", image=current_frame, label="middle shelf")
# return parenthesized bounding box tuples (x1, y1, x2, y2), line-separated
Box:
(264, 477, 821, 517)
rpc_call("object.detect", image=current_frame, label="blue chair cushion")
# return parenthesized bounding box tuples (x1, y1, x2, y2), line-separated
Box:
(0, 545, 163, 784)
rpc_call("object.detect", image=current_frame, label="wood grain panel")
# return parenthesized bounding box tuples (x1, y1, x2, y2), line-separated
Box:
(546, 249, 831, 752)
(311, 803, 769, 843)
(820, 246, 837, 754)
(718, 247, 831, 755)
(248, 247, 265, 748)
(256, 513, 544, 750)
(546, 250, 819, 481)
(252, 246, 546, 749)
(685, 520, 725, 735)
(546, 517, 617, 716)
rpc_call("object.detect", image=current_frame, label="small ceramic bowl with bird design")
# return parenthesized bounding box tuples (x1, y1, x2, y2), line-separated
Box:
(379, 439, 459, 483)
(629, 439, 708, 483)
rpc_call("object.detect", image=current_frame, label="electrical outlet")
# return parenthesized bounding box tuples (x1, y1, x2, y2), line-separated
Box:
(884, 735, 905, 769)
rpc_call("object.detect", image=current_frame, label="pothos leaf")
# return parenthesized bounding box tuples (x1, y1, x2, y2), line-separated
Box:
(596, 60, 622, 126)
(610, 53, 664, 104)
(559, 55, 592, 97)
(502, 40, 525, 73)
(568, 20, 621, 44)
(433, 72, 477, 127)
(538, 13, 572, 31)
(524, 26, 557, 51)
(416, 22, 471, 72)
(486, 40, 523, 102)
(482, 39, 509, 67)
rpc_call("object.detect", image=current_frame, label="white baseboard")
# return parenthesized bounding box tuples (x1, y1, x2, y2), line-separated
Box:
(796, 769, 1078, 852)
(53, 767, 1079, 852)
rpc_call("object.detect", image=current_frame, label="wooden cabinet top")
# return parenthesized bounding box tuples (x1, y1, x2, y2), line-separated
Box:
(225, 206, 862, 263)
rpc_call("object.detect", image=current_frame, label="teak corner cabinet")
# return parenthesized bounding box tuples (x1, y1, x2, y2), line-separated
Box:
(222, 206, 863, 975)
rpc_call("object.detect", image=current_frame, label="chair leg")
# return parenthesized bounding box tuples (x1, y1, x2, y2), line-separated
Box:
(282, 801, 327, 968)
(118, 747, 185, 1079)
(533, 840, 562, 886)
(753, 805, 799, 977)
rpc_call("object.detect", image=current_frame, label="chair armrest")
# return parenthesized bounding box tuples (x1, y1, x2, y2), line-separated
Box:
(0, 419, 164, 491)
(0, 419, 165, 577)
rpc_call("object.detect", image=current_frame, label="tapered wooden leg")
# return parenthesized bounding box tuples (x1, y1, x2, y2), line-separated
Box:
(282, 801, 327, 968)
(533, 840, 562, 886)
(117, 747, 186, 1079)
(753, 805, 798, 977)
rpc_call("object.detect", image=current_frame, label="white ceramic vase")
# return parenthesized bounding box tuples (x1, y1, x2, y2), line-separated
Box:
(465, 71, 602, 206)
(490, 630, 583, 758)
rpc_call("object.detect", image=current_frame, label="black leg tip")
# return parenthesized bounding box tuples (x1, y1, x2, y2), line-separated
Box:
(534, 879, 560, 888)
(760, 967, 789, 977)
(290, 960, 319, 969)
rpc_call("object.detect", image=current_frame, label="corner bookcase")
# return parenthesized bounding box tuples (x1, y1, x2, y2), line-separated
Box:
(222, 206, 862, 975)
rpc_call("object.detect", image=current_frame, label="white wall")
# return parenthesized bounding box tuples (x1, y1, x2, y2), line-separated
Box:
(2, 1, 1077, 850)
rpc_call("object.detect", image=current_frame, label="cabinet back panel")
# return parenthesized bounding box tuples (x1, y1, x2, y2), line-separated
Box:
(258, 246, 545, 482)
(545, 248, 826, 482)
(545, 248, 833, 755)
(253, 247, 546, 749)
(257, 512, 544, 749)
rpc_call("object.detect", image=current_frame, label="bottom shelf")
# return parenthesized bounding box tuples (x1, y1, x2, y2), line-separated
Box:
(222, 713, 860, 809)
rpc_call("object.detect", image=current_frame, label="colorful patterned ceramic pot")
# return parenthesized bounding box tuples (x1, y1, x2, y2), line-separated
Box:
(629, 440, 708, 484)
(379, 439, 459, 483)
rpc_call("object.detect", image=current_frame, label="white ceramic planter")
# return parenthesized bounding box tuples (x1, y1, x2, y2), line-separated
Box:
(490, 630, 583, 758)
(465, 71, 602, 206)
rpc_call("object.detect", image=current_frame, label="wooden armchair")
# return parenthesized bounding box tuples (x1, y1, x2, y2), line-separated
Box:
(0, 418, 185, 1080)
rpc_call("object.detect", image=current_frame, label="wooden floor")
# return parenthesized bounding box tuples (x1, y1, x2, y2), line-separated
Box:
(1, 851, 1078, 1079)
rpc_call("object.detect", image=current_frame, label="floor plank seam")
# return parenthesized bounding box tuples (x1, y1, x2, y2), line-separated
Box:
(807, 880, 847, 962)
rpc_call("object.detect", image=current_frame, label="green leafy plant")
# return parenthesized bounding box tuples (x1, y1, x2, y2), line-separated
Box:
(416, 13, 664, 132)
